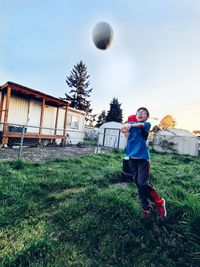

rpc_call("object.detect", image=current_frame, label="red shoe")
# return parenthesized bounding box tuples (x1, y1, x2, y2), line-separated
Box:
(143, 209, 151, 216)
(155, 198, 167, 219)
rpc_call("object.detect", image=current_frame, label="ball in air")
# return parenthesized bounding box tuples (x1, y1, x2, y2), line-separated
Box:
(92, 22, 113, 50)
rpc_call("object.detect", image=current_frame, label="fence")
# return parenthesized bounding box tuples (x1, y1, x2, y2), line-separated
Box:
(0, 122, 86, 160)
(0, 124, 126, 161)
(84, 126, 99, 141)
(2, 123, 197, 161)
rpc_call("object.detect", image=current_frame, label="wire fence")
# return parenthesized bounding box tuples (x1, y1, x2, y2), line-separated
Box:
(0, 123, 120, 161)
(0, 122, 88, 161)
(0, 123, 199, 161)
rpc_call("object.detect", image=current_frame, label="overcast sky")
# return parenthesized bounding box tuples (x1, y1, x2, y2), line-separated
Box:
(0, 0, 200, 131)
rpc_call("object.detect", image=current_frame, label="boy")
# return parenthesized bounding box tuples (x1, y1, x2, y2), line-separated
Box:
(121, 107, 167, 220)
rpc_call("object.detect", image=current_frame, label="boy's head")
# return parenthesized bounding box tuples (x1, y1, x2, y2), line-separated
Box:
(136, 107, 149, 122)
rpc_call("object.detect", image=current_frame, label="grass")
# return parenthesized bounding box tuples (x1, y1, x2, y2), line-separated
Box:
(82, 139, 97, 147)
(0, 150, 200, 266)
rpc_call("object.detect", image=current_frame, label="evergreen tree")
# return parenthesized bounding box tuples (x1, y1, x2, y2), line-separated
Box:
(96, 110, 106, 127)
(65, 61, 93, 117)
(85, 114, 97, 126)
(106, 98, 123, 123)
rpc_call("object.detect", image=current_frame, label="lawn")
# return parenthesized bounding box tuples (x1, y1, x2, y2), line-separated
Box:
(0, 151, 200, 267)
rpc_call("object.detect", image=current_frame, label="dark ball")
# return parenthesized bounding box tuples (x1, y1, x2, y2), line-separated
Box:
(92, 22, 113, 50)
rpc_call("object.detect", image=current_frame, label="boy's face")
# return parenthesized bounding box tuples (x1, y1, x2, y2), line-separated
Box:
(136, 109, 148, 122)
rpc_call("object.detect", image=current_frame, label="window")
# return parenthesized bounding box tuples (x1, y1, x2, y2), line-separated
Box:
(67, 115, 79, 129)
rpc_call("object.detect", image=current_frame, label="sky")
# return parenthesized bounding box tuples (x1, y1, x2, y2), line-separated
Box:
(0, 0, 200, 131)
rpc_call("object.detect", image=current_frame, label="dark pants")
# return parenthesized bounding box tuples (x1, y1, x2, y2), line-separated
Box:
(129, 158, 153, 210)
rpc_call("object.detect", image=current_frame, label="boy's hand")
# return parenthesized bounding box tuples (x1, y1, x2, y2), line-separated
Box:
(120, 127, 128, 133)
(121, 122, 145, 132)
(120, 125, 130, 139)
(120, 126, 128, 133)
(121, 123, 131, 132)
(124, 123, 132, 131)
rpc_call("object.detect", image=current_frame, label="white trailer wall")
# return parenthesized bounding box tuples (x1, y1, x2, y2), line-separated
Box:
(8, 95, 29, 125)
(66, 108, 85, 144)
(0, 91, 86, 145)
(26, 99, 42, 133)
(42, 105, 57, 135)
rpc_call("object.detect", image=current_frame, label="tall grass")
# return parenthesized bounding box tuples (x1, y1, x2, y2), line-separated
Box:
(0, 151, 200, 266)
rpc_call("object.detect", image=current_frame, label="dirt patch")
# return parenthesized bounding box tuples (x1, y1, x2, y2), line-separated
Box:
(0, 145, 113, 162)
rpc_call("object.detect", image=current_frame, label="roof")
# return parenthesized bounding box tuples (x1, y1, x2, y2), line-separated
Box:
(1, 81, 69, 107)
(68, 107, 85, 115)
(157, 128, 195, 137)
(99, 121, 123, 129)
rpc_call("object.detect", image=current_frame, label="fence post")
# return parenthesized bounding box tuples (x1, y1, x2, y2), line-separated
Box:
(117, 129, 121, 149)
(97, 131, 100, 147)
(94, 131, 101, 154)
(18, 125, 25, 159)
(103, 128, 106, 146)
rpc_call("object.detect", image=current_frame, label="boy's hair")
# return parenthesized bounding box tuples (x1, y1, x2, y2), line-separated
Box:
(137, 107, 150, 118)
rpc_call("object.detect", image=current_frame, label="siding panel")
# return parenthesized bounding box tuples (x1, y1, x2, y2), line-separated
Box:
(27, 99, 42, 133)
(42, 105, 57, 135)
(8, 95, 29, 125)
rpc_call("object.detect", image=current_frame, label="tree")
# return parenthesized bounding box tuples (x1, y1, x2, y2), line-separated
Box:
(85, 114, 97, 126)
(65, 61, 93, 119)
(106, 98, 123, 123)
(95, 110, 106, 127)
(159, 115, 176, 129)
(193, 130, 200, 135)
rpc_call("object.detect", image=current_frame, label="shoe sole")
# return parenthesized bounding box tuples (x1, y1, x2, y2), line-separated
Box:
(162, 198, 167, 217)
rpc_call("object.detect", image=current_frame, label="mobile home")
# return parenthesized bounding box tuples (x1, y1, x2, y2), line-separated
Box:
(0, 81, 85, 147)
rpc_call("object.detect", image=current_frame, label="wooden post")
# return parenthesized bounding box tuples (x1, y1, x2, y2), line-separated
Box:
(39, 98, 45, 144)
(54, 107, 59, 136)
(0, 92, 5, 123)
(2, 86, 11, 146)
(18, 125, 25, 158)
(61, 104, 69, 146)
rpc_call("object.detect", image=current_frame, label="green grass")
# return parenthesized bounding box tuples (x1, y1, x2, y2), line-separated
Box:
(82, 139, 97, 147)
(0, 151, 200, 267)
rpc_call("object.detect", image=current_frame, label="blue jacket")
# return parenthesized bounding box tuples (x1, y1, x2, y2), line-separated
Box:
(125, 121, 151, 160)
